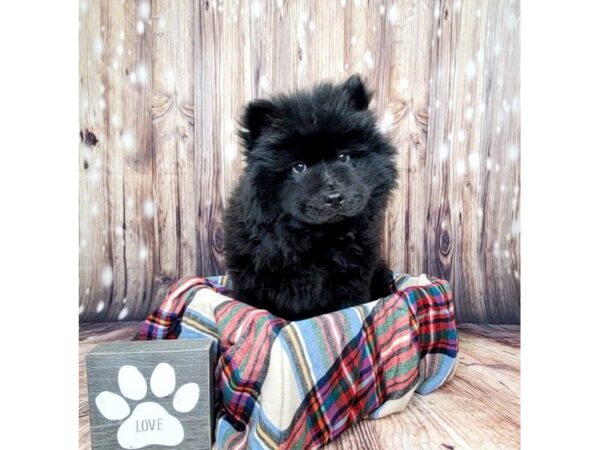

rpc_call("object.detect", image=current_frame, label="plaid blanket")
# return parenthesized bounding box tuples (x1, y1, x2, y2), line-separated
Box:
(138, 273, 458, 450)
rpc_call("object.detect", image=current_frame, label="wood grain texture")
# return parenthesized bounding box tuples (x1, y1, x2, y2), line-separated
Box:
(79, 323, 520, 449)
(80, 0, 520, 324)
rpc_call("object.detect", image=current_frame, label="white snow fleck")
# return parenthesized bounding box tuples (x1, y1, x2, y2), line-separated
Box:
(129, 72, 137, 84)
(126, 197, 134, 208)
(165, 67, 176, 89)
(363, 51, 374, 69)
(91, 203, 99, 216)
(502, 99, 510, 113)
(115, 226, 124, 236)
(94, 37, 104, 57)
(137, 64, 148, 84)
(500, 184, 506, 192)
(496, 125, 501, 135)
(101, 266, 113, 287)
(387, 5, 399, 23)
(477, 48, 484, 62)
(276, 0, 283, 7)
(340, 0, 346, 7)
(259, 75, 269, 90)
(495, 163, 500, 172)
(454, 1, 461, 11)
(119, 30, 125, 40)
(508, 144, 519, 160)
(379, 5, 385, 15)
(118, 306, 129, 320)
(86, 288, 90, 295)
(434, 6, 440, 18)
(89, 170, 101, 184)
(136, 20, 145, 34)
(121, 131, 135, 151)
(477, 208, 483, 217)
(486, 158, 493, 171)
(456, 159, 466, 175)
(81, 239, 87, 248)
(466, 93, 472, 103)
(465, 60, 476, 79)
(308, 21, 315, 32)
(437, 27, 441, 37)
(112, 60, 119, 71)
(468, 153, 479, 170)
(448, 132, 454, 142)
(139, 1, 150, 19)
(379, 110, 394, 134)
(439, 143, 449, 160)
(96, 301, 105, 313)
(514, 271, 520, 280)
(143, 199, 155, 217)
(80, 1, 88, 13)
(350, 35, 357, 46)
(399, 78, 409, 90)
(139, 246, 148, 260)
(494, 42, 502, 55)
(116, 44, 124, 56)
(435, 99, 440, 109)
(111, 113, 122, 129)
(251, 0, 262, 18)
(511, 219, 520, 235)
(79, 304, 85, 314)
(98, 98, 106, 110)
(353, 0, 361, 6)
(457, 130, 466, 143)
(465, 106, 474, 121)
(159, 16, 166, 29)
(503, 250, 510, 259)
(225, 144, 237, 162)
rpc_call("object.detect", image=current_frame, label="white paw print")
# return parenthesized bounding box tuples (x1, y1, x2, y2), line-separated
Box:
(95, 363, 200, 449)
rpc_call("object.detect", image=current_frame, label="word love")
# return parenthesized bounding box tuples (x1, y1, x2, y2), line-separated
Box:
(136, 418, 164, 432)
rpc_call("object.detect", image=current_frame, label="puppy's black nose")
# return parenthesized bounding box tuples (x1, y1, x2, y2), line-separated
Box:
(324, 192, 345, 208)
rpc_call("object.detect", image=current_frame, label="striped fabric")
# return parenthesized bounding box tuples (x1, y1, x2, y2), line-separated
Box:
(138, 273, 458, 450)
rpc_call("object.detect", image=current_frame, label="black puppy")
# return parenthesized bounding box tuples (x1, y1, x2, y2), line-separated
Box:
(223, 75, 398, 320)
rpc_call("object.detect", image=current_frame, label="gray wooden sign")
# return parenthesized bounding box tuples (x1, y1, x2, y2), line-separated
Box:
(86, 339, 214, 450)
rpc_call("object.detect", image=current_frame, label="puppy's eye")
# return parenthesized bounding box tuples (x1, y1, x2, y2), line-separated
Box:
(292, 161, 307, 173)
(337, 152, 350, 163)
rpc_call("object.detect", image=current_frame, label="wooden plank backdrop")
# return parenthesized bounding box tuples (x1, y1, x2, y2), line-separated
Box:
(79, 0, 520, 324)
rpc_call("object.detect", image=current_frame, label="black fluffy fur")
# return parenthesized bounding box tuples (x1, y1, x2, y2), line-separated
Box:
(223, 75, 398, 320)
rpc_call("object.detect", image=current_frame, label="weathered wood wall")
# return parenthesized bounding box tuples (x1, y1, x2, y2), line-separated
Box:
(80, 0, 520, 324)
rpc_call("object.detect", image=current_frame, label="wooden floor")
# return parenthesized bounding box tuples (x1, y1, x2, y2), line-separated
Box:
(79, 323, 519, 449)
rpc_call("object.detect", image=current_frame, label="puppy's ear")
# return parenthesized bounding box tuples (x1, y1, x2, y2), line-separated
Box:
(342, 74, 372, 111)
(239, 99, 276, 148)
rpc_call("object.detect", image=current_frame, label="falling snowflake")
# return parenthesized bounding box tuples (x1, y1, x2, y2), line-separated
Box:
(118, 306, 129, 320)
(136, 20, 145, 34)
(116, 44, 124, 56)
(138, 0, 150, 19)
(91, 203, 99, 216)
(454, 1, 462, 11)
(455, 159, 466, 175)
(468, 153, 479, 170)
(379, 5, 385, 15)
(308, 21, 315, 32)
(387, 5, 399, 23)
(363, 51, 374, 69)
(379, 110, 394, 134)
(137, 65, 148, 84)
(250, 0, 262, 18)
(439, 143, 449, 160)
(165, 67, 176, 89)
(111, 113, 122, 128)
(121, 131, 135, 151)
(399, 78, 409, 90)
(94, 37, 104, 57)
(465, 106, 474, 121)
(457, 130, 466, 143)
(486, 158, 493, 171)
(96, 301, 105, 313)
(79, 304, 85, 314)
(465, 60, 476, 79)
(143, 199, 155, 217)
(101, 266, 113, 287)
